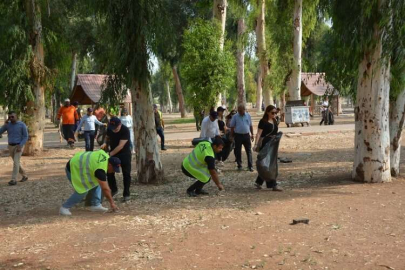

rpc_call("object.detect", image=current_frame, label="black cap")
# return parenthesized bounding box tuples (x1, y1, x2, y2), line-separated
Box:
(212, 137, 224, 146)
(121, 108, 128, 114)
(87, 108, 93, 112)
(217, 106, 226, 112)
(210, 111, 218, 119)
(108, 117, 121, 130)
(108, 157, 121, 173)
(72, 101, 79, 106)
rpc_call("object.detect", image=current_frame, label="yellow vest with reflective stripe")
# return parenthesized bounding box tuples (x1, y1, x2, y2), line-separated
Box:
(70, 150, 109, 194)
(182, 141, 214, 183)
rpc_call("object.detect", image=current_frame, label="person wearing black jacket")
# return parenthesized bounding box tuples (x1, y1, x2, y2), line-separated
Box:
(101, 117, 132, 202)
(253, 105, 283, 191)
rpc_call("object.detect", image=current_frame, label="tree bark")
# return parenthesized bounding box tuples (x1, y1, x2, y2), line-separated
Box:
(352, 24, 391, 183)
(172, 65, 186, 118)
(237, 18, 246, 106)
(256, 68, 262, 112)
(256, 0, 273, 107)
(24, 0, 45, 155)
(166, 80, 173, 113)
(289, 0, 302, 101)
(213, 0, 227, 50)
(70, 52, 77, 92)
(213, 0, 227, 106)
(132, 79, 164, 184)
(389, 89, 405, 177)
(280, 91, 286, 122)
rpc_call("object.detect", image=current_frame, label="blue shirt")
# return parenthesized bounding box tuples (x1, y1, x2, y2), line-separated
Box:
(0, 121, 29, 146)
(76, 115, 104, 132)
(230, 112, 252, 134)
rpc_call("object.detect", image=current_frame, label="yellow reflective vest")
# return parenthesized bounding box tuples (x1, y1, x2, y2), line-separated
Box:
(182, 141, 214, 183)
(70, 150, 109, 194)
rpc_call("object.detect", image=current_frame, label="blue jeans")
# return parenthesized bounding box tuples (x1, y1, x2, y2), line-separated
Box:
(156, 127, 165, 149)
(62, 168, 101, 208)
(84, 130, 95, 151)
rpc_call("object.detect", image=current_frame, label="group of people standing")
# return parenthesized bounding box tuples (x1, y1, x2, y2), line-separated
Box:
(182, 104, 283, 197)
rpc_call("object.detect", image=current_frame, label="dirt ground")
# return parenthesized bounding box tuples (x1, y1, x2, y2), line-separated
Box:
(1, 126, 405, 269)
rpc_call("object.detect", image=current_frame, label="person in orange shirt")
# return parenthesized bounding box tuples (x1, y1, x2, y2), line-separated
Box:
(57, 98, 79, 148)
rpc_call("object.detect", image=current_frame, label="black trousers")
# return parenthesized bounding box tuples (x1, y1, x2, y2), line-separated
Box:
(62, 124, 75, 144)
(234, 133, 253, 169)
(107, 153, 132, 197)
(181, 165, 209, 192)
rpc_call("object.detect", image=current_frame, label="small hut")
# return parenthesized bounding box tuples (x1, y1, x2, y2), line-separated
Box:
(70, 74, 132, 114)
(301, 72, 341, 115)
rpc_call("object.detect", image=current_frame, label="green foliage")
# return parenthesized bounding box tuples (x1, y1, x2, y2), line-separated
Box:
(182, 19, 236, 111)
(321, 0, 405, 100)
(264, 0, 320, 96)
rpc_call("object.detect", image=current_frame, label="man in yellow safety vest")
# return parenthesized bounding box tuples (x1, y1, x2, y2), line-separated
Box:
(59, 150, 120, 216)
(182, 137, 225, 197)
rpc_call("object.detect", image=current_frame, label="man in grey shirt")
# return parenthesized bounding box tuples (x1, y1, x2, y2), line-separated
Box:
(230, 104, 254, 171)
(0, 111, 29, 185)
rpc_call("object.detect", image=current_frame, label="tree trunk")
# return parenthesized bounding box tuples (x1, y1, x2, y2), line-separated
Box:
(70, 52, 77, 92)
(213, 0, 227, 50)
(256, 68, 262, 112)
(389, 89, 405, 177)
(280, 91, 286, 122)
(289, 0, 302, 101)
(166, 80, 173, 113)
(213, 0, 227, 106)
(237, 18, 246, 106)
(172, 65, 186, 118)
(352, 24, 391, 183)
(24, 0, 45, 155)
(132, 80, 164, 184)
(256, 0, 273, 107)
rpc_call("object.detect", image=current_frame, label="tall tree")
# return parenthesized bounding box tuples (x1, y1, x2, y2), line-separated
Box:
(96, 0, 167, 183)
(256, 0, 272, 107)
(213, 0, 228, 105)
(24, 0, 46, 155)
(328, 0, 395, 182)
(289, 0, 303, 100)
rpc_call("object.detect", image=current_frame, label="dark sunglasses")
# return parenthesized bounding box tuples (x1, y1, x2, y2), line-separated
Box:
(8, 115, 15, 118)
(270, 111, 277, 115)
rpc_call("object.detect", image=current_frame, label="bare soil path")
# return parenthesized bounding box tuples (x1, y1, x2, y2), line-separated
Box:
(1, 115, 405, 270)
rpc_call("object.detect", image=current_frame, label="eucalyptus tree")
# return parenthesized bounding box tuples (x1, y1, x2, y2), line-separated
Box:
(93, 0, 172, 183)
(0, 0, 76, 154)
(326, 0, 404, 183)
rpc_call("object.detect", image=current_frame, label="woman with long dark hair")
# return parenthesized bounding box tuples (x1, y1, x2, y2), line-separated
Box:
(253, 105, 283, 191)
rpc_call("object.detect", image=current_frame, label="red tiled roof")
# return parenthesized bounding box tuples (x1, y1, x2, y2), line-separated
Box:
(71, 74, 131, 104)
(301, 73, 337, 96)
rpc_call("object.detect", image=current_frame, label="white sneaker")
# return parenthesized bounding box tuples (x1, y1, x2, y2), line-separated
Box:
(90, 205, 108, 212)
(60, 206, 72, 216)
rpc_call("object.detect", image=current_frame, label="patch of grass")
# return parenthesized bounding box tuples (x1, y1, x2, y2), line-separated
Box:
(166, 118, 196, 124)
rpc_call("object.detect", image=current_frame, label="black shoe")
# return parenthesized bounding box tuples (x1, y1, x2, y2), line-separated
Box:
(187, 190, 197, 197)
(272, 186, 283, 192)
(122, 196, 131, 202)
(248, 167, 254, 172)
(20, 176, 28, 182)
(237, 167, 243, 171)
(196, 190, 209, 195)
(161, 147, 167, 151)
(8, 180, 17, 186)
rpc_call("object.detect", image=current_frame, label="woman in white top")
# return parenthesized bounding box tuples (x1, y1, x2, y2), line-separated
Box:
(120, 108, 135, 154)
(75, 108, 106, 151)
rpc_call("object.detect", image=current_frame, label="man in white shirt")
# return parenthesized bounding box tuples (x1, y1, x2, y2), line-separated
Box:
(320, 97, 329, 125)
(200, 111, 220, 139)
(120, 108, 135, 154)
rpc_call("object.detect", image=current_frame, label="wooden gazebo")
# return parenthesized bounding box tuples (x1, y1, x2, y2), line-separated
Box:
(70, 74, 132, 113)
(301, 72, 341, 115)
